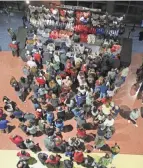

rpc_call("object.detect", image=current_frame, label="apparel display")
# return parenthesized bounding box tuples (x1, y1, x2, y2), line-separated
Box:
(27, 4, 125, 46)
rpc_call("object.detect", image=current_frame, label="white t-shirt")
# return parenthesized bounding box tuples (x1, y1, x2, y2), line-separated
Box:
(104, 118, 114, 127)
(79, 45, 85, 54)
(27, 60, 37, 68)
(107, 90, 115, 97)
(121, 67, 129, 77)
(102, 105, 111, 115)
(54, 54, 60, 62)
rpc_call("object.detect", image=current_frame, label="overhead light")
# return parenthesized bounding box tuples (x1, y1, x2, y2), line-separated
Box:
(26, 0, 30, 4)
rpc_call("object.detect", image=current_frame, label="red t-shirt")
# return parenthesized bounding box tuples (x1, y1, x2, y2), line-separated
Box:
(77, 129, 86, 137)
(36, 77, 46, 85)
(9, 43, 18, 49)
(45, 156, 61, 164)
(17, 152, 31, 158)
(74, 152, 84, 163)
(33, 53, 41, 62)
(10, 136, 24, 145)
(35, 111, 42, 119)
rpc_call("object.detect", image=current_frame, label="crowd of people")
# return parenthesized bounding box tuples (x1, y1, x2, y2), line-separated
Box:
(1, 11, 132, 167)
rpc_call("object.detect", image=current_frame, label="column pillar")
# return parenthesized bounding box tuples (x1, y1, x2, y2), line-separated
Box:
(106, 1, 115, 14)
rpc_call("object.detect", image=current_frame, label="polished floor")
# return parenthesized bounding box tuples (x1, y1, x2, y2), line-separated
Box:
(1, 150, 143, 168)
(0, 51, 143, 155)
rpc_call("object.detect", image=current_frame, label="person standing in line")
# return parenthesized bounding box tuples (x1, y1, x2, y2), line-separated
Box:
(33, 50, 43, 69)
(9, 41, 19, 57)
(110, 143, 120, 159)
(0, 119, 9, 133)
(7, 28, 16, 41)
(128, 108, 140, 127)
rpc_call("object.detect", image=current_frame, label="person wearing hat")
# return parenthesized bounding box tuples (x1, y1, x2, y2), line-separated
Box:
(9, 40, 19, 57)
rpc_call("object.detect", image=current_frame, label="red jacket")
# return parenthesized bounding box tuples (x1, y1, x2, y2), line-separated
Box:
(10, 135, 24, 145)
(35, 110, 43, 119)
(9, 43, 18, 49)
(45, 155, 61, 164)
(17, 151, 31, 158)
(36, 77, 46, 85)
(74, 151, 84, 163)
(33, 53, 41, 62)
(77, 128, 86, 138)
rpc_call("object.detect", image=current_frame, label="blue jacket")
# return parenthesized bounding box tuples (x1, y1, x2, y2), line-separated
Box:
(96, 28, 105, 35)
(46, 113, 54, 123)
(55, 121, 64, 128)
(100, 85, 108, 94)
(65, 151, 73, 157)
(0, 120, 8, 129)
(13, 110, 23, 118)
(75, 95, 86, 106)
(71, 109, 81, 117)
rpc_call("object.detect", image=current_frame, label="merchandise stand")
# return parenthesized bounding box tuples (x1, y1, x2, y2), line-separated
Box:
(27, 4, 125, 45)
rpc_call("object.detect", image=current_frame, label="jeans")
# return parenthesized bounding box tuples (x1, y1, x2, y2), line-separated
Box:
(121, 76, 126, 82)
(94, 87, 100, 93)
(100, 92, 106, 98)
(111, 153, 117, 159)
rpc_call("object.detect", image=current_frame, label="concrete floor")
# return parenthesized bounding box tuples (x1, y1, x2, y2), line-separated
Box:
(0, 12, 23, 51)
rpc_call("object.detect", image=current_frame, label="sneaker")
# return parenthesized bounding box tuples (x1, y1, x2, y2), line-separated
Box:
(128, 120, 131, 123)
(135, 124, 138, 127)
